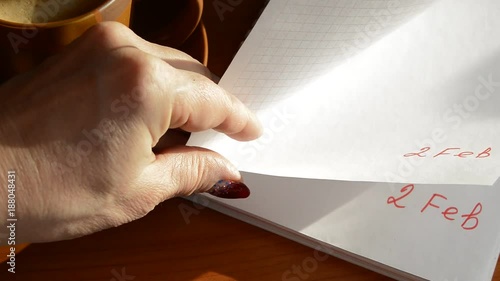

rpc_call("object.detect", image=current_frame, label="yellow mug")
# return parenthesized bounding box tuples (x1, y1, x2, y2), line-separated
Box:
(0, 0, 132, 82)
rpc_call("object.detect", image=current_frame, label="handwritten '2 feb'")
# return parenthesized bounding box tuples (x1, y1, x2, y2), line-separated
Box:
(403, 147, 492, 158)
(387, 184, 482, 231)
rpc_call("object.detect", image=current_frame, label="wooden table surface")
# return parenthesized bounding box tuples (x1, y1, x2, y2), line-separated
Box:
(0, 197, 499, 281)
(1, 1, 499, 280)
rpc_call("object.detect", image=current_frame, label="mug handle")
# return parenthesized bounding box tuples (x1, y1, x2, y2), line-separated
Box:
(130, 0, 203, 49)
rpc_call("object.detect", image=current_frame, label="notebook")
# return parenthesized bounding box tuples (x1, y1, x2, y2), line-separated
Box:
(187, 0, 500, 280)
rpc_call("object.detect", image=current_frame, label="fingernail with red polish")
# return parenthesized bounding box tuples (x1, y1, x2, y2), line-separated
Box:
(208, 180, 250, 199)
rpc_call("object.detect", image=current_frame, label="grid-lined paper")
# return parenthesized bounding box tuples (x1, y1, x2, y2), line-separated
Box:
(191, 0, 500, 186)
(223, 0, 436, 111)
(189, 1, 500, 278)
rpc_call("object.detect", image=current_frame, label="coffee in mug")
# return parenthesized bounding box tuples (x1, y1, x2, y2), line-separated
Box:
(0, 0, 104, 24)
(0, 0, 132, 82)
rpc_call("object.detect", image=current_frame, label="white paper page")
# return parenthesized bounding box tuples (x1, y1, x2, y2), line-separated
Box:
(217, 0, 436, 111)
(200, 174, 500, 281)
(189, 0, 500, 185)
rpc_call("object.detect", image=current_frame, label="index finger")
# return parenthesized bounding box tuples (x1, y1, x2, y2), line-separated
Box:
(167, 69, 263, 141)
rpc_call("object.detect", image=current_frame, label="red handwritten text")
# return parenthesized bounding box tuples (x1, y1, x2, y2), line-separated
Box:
(404, 147, 491, 159)
(386, 184, 414, 208)
(387, 185, 482, 231)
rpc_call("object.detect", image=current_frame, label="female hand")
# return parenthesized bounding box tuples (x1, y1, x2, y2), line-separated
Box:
(0, 22, 261, 244)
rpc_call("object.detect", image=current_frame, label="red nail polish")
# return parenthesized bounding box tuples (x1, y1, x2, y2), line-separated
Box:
(208, 180, 250, 199)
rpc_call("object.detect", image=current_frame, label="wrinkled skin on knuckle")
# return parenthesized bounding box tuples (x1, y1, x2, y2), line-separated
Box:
(166, 153, 203, 198)
(175, 76, 229, 131)
(107, 49, 176, 142)
(96, 48, 153, 106)
(175, 150, 223, 197)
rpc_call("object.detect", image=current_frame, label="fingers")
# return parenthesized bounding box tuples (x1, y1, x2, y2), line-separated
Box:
(167, 69, 263, 141)
(127, 31, 263, 141)
(142, 146, 242, 199)
(75, 23, 262, 142)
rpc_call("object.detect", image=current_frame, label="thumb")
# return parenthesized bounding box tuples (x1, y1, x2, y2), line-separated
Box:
(143, 146, 250, 200)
